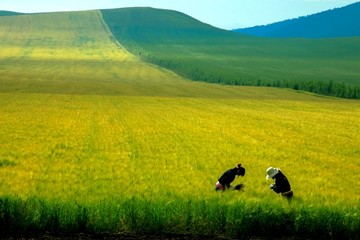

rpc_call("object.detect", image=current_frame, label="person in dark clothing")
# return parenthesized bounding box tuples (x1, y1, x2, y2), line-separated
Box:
(266, 167, 293, 200)
(215, 164, 245, 191)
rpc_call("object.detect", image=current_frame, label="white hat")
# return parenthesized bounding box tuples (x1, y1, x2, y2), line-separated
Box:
(266, 167, 279, 179)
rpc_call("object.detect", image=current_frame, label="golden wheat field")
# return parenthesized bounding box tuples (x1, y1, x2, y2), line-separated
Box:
(0, 92, 359, 206)
(0, 10, 359, 209)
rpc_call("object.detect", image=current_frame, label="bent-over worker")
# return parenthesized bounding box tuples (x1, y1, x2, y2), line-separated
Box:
(215, 164, 245, 191)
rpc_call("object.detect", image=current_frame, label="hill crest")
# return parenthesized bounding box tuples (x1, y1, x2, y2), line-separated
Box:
(1, 7, 360, 98)
(0, 10, 24, 16)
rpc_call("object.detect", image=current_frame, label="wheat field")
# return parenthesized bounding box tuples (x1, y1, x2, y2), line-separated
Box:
(0, 10, 359, 238)
(1, 92, 359, 205)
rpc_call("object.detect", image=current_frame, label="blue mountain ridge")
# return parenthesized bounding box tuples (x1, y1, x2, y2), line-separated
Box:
(234, 1, 360, 38)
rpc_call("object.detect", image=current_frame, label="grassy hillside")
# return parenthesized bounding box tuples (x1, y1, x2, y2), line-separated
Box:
(235, 2, 360, 38)
(0, 11, 23, 16)
(102, 7, 360, 99)
(0, 11, 222, 97)
(0, 9, 359, 239)
(0, 10, 309, 99)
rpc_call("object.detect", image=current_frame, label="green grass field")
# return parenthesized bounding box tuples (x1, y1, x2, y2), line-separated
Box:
(0, 9, 359, 239)
(102, 7, 360, 98)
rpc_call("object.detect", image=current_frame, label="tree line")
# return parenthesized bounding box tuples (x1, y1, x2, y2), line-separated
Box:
(164, 62, 359, 99)
(130, 46, 360, 99)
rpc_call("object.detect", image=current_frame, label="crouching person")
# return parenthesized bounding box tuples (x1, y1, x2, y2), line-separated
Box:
(215, 164, 245, 191)
(266, 167, 293, 201)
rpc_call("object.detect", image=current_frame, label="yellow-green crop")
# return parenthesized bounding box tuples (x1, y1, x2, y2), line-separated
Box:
(0, 93, 359, 205)
(0, 9, 359, 238)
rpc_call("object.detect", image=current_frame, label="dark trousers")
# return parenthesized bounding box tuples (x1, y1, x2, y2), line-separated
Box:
(281, 190, 293, 201)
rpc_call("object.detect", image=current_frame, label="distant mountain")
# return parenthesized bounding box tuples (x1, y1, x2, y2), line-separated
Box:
(234, 2, 360, 38)
(0, 11, 23, 16)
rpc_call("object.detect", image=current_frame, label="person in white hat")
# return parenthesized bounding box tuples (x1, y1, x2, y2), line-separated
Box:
(266, 167, 293, 200)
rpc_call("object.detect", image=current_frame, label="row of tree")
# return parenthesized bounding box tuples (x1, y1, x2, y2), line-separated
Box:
(167, 63, 360, 99)
(133, 47, 360, 99)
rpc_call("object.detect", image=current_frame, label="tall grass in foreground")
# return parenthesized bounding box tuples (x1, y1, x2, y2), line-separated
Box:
(1, 195, 359, 239)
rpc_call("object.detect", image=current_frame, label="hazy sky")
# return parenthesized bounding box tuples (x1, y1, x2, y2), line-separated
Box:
(1, 0, 359, 29)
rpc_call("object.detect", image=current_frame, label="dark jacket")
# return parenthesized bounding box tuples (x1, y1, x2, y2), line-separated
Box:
(272, 171, 291, 193)
(218, 168, 238, 188)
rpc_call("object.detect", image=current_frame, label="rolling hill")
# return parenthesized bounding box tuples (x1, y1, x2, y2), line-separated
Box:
(0, 7, 359, 240)
(0, 10, 304, 99)
(0, 11, 23, 16)
(101, 7, 360, 98)
(1, 7, 360, 98)
(234, 1, 360, 38)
